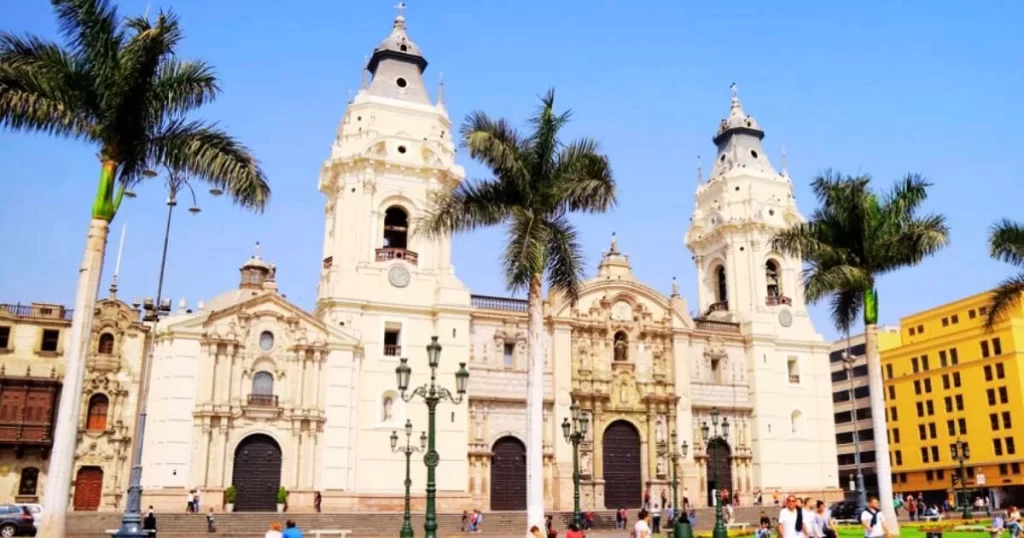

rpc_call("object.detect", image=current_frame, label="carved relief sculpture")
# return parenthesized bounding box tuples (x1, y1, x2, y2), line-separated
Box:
(383, 395, 394, 422)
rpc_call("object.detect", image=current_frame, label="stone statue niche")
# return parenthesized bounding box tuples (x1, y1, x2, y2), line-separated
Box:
(613, 331, 629, 362)
(382, 395, 394, 422)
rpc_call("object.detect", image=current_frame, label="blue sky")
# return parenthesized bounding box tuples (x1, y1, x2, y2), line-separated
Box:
(1, 1, 1021, 342)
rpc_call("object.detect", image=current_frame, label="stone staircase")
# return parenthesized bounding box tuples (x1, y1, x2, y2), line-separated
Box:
(65, 506, 772, 537)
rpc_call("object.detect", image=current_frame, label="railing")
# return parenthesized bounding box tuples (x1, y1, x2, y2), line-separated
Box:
(0, 422, 53, 445)
(789, 375, 800, 384)
(471, 295, 528, 312)
(246, 394, 278, 407)
(694, 319, 741, 335)
(384, 344, 401, 357)
(766, 296, 793, 306)
(0, 304, 73, 322)
(376, 248, 418, 264)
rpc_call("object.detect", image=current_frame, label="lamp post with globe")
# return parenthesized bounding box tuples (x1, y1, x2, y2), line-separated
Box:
(561, 400, 589, 529)
(701, 408, 729, 538)
(669, 431, 690, 538)
(396, 336, 469, 538)
(391, 420, 427, 538)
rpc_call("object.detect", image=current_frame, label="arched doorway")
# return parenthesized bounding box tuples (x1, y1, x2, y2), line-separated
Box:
(603, 420, 641, 509)
(490, 436, 526, 510)
(232, 434, 282, 511)
(705, 438, 733, 507)
(73, 466, 103, 511)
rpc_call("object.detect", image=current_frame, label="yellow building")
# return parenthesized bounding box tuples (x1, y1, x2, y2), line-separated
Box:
(883, 290, 1024, 504)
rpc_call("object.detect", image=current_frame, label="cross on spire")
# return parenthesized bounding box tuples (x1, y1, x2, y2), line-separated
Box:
(395, 2, 406, 18)
(730, 82, 739, 99)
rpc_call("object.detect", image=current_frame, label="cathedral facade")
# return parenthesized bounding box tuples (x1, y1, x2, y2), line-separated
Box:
(129, 11, 841, 513)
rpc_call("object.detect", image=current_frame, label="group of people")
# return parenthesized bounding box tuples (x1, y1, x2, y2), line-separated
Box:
(264, 520, 305, 538)
(461, 509, 485, 532)
(773, 494, 890, 538)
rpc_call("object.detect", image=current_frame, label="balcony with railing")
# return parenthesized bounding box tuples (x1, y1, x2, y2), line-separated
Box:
(246, 394, 278, 407)
(766, 295, 793, 306)
(694, 318, 741, 335)
(0, 378, 60, 448)
(471, 295, 528, 313)
(384, 344, 401, 357)
(0, 304, 73, 322)
(376, 248, 418, 264)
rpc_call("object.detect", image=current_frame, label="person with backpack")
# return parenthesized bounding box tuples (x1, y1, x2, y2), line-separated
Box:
(861, 497, 890, 538)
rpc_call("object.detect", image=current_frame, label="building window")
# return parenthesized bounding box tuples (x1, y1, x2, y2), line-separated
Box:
(787, 357, 800, 384)
(715, 265, 728, 304)
(985, 365, 993, 381)
(1000, 464, 1009, 475)
(888, 386, 896, 400)
(969, 309, 977, 319)
(922, 355, 930, 371)
(791, 410, 802, 435)
(1007, 437, 1016, 455)
(41, 329, 59, 352)
(952, 314, 959, 324)
(856, 407, 872, 420)
(921, 446, 929, 463)
(940, 350, 948, 367)
(895, 450, 903, 465)
(1013, 463, 1021, 474)
(1004, 411, 1013, 429)
(997, 363, 1006, 379)
(944, 397, 953, 412)
(910, 327, 916, 336)
(942, 317, 949, 327)
(86, 394, 109, 431)
(994, 338, 1003, 355)
(929, 422, 937, 438)
(918, 424, 927, 440)
(250, 371, 276, 406)
(958, 418, 967, 434)
(912, 357, 919, 373)
(1000, 386, 1010, 404)
(988, 388, 997, 406)
(832, 370, 848, 383)
(765, 260, 781, 298)
(918, 324, 924, 334)
(931, 445, 940, 461)
(259, 331, 274, 351)
(503, 343, 515, 368)
(992, 413, 1001, 431)
(955, 394, 964, 410)
(383, 206, 410, 249)
(893, 428, 901, 443)
(926, 400, 934, 415)
(951, 348, 959, 365)
(891, 406, 899, 421)
(914, 380, 921, 395)
(937, 469, 945, 480)
(0, 326, 9, 349)
(384, 324, 401, 357)
(835, 411, 852, 424)
(853, 365, 868, 377)
(926, 470, 934, 481)
(980, 306, 989, 316)
(982, 340, 991, 358)
(885, 364, 893, 379)
(924, 378, 932, 393)
(942, 374, 950, 389)
(947, 420, 955, 436)
(18, 467, 38, 496)
(995, 438, 1004, 456)
(833, 391, 851, 403)
(953, 372, 962, 387)
(98, 333, 114, 354)
(967, 466, 976, 478)
(916, 402, 924, 418)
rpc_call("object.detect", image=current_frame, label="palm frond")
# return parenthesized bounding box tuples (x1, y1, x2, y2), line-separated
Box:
(875, 213, 949, 272)
(460, 111, 529, 184)
(502, 212, 545, 293)
(551, 137, 616, 214)
(527, 88, 571, 182)
(543, 214, 585, 303)
(149, 58, 219, 115)
(985, 272, 1024, 330)
(881, 173, 931, 223)
(802, 263, 872, 304)
(50, 0, 123, 88)
(989, 219, 1024, 267)
(419, 178, 517, 238)
(147, 118, 269, 210)
(828, 289, 863, 335)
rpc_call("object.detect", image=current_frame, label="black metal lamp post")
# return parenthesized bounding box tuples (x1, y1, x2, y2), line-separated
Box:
(113, 169, 215, 538)
(396, 336, 469, 538)
(951, 438, 971, 519)
(669, 431, 690, 538)
(701, 408, 730, 538)
(561, 400, 589, 529)
(392, 419, 427, 538)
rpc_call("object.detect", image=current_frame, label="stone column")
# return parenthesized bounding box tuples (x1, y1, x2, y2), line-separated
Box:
(220, 425, 231, 486)
(228, 345, 240, 405)
(647, 410, 657, 485)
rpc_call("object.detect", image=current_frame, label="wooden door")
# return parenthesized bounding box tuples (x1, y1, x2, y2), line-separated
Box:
(73, 467, 103, 511)
(705, 438, 733, 507)
(232, 434, 282, 511)
(602, 420, 641, 509)
(490, 436, 526, 510)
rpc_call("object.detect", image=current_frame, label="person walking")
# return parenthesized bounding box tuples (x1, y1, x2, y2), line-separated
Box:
(634, 509, 652, 538)
(652, 504, 661, 534)
(206, 508, 216, 533)
(314, 492, 321, 513)
(778, 495, 808, 538)
(281, 519, 304, 538)
(264, 522, 283, 538)
(861, 497, 890, 538)
(186, 490, 195, 513)
(143, 506, 157, 538)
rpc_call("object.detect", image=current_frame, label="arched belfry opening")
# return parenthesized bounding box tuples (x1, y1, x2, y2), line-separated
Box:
(709, 265, 728, 313)
(765, 260, 780, 297)
(383, 206, 409, 249)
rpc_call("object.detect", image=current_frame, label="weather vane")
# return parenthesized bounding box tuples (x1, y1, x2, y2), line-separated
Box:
(730, 82, 739, 99)
(395, 2, 406, 17)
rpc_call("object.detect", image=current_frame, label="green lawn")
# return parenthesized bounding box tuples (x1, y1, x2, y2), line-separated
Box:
(647, 523, 998, 538)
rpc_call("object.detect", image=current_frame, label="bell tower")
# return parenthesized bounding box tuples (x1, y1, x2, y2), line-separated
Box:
(316, 7, 469, 313)
(684, 86, 811, 330)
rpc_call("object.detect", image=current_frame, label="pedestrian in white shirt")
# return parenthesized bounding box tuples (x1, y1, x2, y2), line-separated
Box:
(861, 497, 890, 538)
(778, 496, 808, 538)
(634, 508, 652, 538)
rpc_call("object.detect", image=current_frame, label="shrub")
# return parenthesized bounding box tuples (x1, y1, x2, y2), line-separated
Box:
(224, 486, 237, 504)
(276, 486, 288, 504)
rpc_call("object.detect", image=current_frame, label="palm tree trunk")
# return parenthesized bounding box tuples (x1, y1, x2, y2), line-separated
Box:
(38, 216, 111, 538)
(526, 274, 545, 532)
(865, 319, 900, 534)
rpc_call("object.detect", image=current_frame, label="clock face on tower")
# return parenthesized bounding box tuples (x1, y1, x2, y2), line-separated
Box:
(388, 265, 410, 288)
(778, 309, 793, 328)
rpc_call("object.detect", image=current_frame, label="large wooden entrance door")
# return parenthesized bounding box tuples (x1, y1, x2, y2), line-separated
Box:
(705, 438, 733, 507)
(73, 466, 103, 511)
(602, 420, 641, 509)
(490, 436, 526, 510)
(232, 434, 282, 511)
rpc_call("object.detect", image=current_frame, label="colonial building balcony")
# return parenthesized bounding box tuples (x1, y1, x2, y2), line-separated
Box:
(1, 303, 74, 322)
(766, 295, 792, 306)
(706, 301, 728, 314)
(694, 319, 742, 335)
(0, 376, 60, 450)
(246, 394, 278, 407)
(384, 344, 401, 357)
(471, 295, 528, 313)
(375, 248, 418, 264)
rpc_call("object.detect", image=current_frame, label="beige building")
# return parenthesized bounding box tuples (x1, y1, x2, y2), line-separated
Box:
(127, 10, 842, 514)
(0, 293, 148, 511)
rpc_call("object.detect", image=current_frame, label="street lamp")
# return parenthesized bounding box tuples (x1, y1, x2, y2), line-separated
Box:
(669, 431, 691, 538)
(701, 407, 729, 538)
(951, 438, 972, 519)
(842, 335, 867, 513)
(396, 336, 469, 538)
(392, 419, 427, 538)
(561, 400, 589, 529)
(113, 168, 216, 538)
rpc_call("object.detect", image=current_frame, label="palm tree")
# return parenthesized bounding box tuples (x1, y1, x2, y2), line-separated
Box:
(772, 171, 948, 534)
(0, 2, 269, 535)
(422, 89, 615, 530)
(985, 219, 1024, 329)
